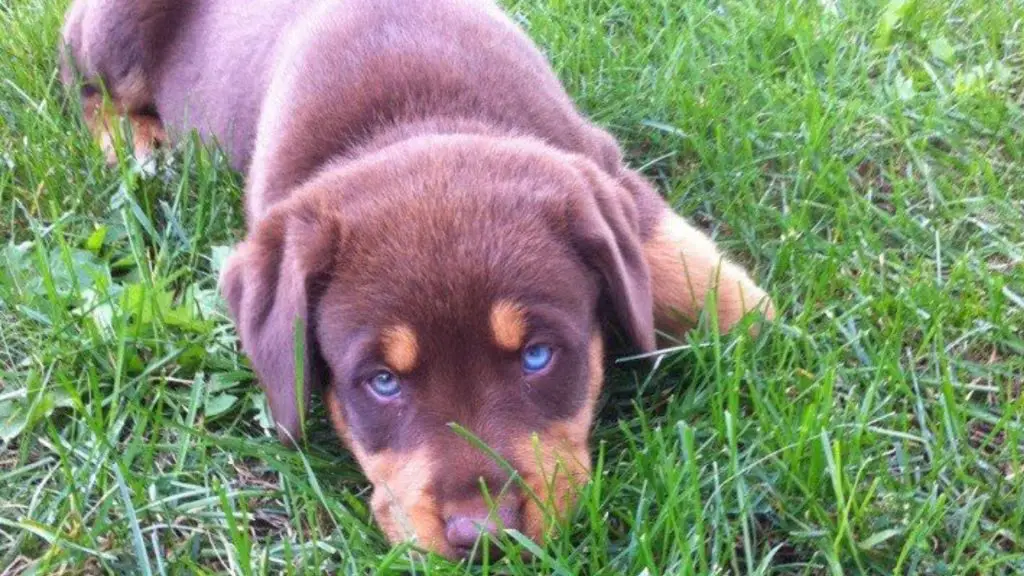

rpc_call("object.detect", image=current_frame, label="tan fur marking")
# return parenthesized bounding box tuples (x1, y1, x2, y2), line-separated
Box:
(381, 324, 418, 373)
(351, 446, 446, 554)
(586, 331, 604, 401)
(490, 300, 527, 351)
(644, 210, 775, 337)
(127, 115, 166, 161)
(328, 389, 443, 551)
(82, 93, 166, 166)
(324, 389, 353, 449)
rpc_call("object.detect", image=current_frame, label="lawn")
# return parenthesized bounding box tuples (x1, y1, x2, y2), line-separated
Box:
(2, 0, 1023, 573)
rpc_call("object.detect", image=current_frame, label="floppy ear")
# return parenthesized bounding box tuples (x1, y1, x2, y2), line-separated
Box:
(219, 196, 341, 445)
(567, 160, 656, 353)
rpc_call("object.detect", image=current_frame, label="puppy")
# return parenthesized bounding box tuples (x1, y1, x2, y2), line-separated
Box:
(60, 0, 774, 559)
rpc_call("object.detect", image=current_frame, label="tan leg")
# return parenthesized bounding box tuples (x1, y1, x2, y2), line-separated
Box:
(82, 93, 166, 166)
(644, 209, 775, 338)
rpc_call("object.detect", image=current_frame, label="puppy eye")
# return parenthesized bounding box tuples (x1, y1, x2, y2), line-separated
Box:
(522, 344, 553, 373)
(367, 370, 401, 399)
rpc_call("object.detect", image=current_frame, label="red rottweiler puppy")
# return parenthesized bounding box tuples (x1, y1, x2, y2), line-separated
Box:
(60, 0, 774, 559)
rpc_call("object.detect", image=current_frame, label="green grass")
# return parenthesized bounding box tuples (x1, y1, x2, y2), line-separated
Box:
(2, 0, 1023, 573)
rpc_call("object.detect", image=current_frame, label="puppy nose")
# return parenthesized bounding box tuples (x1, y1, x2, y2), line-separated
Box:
(445, 505, 520, 556)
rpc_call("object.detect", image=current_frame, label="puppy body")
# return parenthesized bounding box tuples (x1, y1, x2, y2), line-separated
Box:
(63, 0, 634, 215)
(62, 0, 774, 558)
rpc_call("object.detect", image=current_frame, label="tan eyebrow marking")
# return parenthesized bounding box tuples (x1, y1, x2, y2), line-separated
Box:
(381, 324, 419, 373)
(490, 300, 527, 351)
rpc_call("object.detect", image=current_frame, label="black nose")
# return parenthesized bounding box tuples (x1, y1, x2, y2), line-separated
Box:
(445, 504, 520, 557)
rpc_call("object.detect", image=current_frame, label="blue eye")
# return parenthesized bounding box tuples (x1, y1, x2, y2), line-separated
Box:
(522, 344, 553, 373)
(368, 371, 401, 398)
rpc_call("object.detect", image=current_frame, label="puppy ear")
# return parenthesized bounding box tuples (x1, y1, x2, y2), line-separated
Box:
(568, 160, 656, 353)
(219, 196, 341, 445)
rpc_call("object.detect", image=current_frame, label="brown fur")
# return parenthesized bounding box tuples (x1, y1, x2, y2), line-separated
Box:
(60, 0, 775, 559)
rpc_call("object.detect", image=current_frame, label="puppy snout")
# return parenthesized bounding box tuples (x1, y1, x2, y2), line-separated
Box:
(444, 501, 520, 557)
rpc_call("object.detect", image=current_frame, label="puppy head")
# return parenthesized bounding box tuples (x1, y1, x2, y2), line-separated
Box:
(220, 135, 654, 558)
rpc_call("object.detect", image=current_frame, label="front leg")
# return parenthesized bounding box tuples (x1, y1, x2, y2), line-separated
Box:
(644, 207, 775, 339)
(60, 0, 166, 165)
(81, 90, 166, 165)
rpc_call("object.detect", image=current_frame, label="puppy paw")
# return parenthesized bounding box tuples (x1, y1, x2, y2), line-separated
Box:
(644, 209, 774, 338)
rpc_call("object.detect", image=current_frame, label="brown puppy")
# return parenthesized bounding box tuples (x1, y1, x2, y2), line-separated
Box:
(60, 0, 774, 559)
